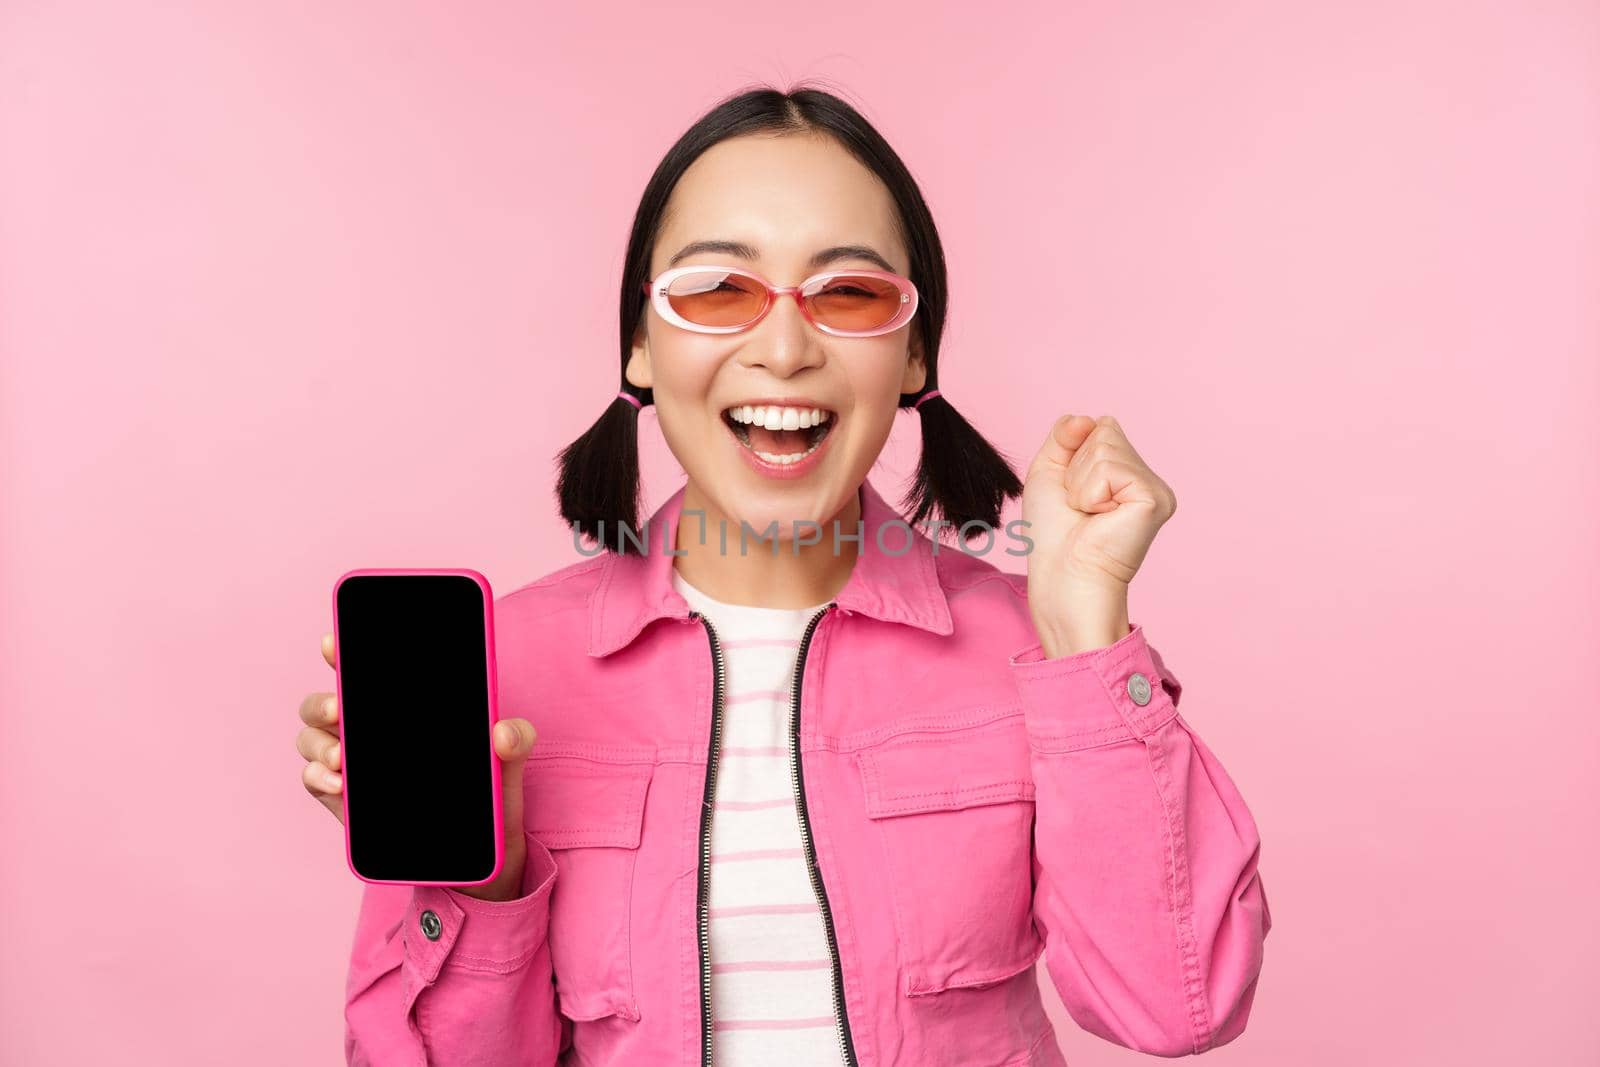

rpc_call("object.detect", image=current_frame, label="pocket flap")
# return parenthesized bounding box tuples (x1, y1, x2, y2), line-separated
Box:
(857, 719, 1034, 818)
(526, 755, 652, 849)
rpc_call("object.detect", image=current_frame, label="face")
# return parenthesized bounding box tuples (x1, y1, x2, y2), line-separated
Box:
(625, 132, 926, 541)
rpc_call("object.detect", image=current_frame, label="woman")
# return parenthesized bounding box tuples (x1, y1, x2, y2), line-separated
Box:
(298, 84, 1271, 1066)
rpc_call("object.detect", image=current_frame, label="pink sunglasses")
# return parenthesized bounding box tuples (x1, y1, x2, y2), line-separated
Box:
(641, 264, 919, 338)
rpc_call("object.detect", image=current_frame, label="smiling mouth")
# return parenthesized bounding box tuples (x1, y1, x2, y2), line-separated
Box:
(721, 404, 836, 466)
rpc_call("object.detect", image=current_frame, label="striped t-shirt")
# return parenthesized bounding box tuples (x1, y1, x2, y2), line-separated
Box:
(671, 567, 848, 1067)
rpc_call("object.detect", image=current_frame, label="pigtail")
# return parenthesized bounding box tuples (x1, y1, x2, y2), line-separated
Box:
(554, 386, 652, 554)
(900, 387, 1024, 539)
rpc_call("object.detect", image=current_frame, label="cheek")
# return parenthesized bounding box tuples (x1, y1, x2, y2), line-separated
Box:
(653, 401, 721, 466)
(833, 352, 910, 458)
(845, 343, 915, 410)
(648, 341, 722, 405)
(645, 343, 734, 472)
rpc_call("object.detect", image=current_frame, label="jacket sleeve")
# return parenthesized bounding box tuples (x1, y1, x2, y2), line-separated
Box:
(344, 829, 571, 1065)
(1008, 621, 1271, 1055)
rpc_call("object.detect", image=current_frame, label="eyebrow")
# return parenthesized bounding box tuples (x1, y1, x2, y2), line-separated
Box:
(665, 239, 900, 275)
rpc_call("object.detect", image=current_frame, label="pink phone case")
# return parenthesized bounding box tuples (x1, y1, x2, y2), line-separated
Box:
(331, 566, 503, 888)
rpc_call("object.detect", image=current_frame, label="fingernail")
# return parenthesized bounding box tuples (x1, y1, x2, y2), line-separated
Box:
(324, 697, 335, 721)
(327, 771, 342, 790)
(328, 742, 340, 767)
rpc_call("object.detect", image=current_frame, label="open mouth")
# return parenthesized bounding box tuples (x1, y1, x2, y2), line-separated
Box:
(721, 404, 836, 467)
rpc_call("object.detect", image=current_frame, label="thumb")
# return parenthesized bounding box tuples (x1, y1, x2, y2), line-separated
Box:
(1028, 413, 1091, 483)
(493, 717, 537, 837)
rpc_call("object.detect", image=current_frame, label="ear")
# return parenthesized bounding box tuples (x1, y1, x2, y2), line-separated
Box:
(899, 322, 927, 394)
(625, 315, 653, 390)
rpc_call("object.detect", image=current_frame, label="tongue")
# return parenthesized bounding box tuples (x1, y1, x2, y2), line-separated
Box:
(748, 425, 809, 454)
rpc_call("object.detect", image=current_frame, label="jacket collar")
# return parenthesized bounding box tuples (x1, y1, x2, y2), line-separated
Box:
(587, 476, 954, 657)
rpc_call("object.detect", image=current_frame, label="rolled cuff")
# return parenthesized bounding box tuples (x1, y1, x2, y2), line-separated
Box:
(401, 829, 558, 984)
(1008, 621, 1182, 752)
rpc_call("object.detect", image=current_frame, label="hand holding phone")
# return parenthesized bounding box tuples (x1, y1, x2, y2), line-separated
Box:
(294, 569, 540, 901)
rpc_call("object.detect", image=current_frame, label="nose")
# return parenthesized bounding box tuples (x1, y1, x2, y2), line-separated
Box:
(740, 288, 823, 377)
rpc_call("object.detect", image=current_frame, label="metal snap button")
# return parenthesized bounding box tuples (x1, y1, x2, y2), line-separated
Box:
(420, 909, 442, 941)
(1127, 672, 1152, 706)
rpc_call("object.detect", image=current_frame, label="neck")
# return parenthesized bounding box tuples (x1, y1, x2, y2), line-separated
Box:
(671, 481, 861, 609)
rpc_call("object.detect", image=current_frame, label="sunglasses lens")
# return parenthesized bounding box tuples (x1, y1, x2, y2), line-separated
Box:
(663, 270, 767, 328)
(806, 274, 907, 333)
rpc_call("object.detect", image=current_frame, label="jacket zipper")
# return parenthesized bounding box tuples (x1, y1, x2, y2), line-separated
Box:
(788, 603, 860, 1067)
(691, 603, 860, 1067)
(691, 609, 727, 1067)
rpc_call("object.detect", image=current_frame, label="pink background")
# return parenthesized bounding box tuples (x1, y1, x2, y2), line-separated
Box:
(3, 2, 1596, 1064)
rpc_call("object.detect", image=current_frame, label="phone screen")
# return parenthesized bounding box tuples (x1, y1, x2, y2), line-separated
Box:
(333, 572, 499, 885)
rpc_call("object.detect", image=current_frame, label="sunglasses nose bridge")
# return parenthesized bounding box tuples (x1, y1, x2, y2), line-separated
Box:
(767, 284, 805, 310)
(752, 284, 812, 332)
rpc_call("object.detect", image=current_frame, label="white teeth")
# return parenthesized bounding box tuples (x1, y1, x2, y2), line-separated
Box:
(725, 404, 833, 428)
(753, 441, 822, 464)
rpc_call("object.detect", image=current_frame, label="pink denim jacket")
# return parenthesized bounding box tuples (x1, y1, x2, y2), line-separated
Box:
(344, 477, 1272, 1066)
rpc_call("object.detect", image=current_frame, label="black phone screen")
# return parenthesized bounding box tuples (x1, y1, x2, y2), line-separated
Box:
(334, 573, 498, 884)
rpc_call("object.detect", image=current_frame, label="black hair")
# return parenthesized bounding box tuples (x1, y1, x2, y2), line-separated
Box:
(555, 81, 1023, 553)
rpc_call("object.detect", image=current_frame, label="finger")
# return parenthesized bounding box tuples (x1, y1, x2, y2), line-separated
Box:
(1095, 414, 1131, 448)
(1062, 419, 1143, 487)
(296, 724, 341, 769)
(493, 718, 538, 838)
(303, 759, 345, 824)
(322, 632, 337, 670)
(302, 756, 343, 798)
(298, 691, 338, 728)
(1066, 458, 1147, 514)
(1078, 417, 1172, 518)
(1075, 415, 1152, 470)
(1063, 434, 1110, 485)
(494, 717, 537, 761)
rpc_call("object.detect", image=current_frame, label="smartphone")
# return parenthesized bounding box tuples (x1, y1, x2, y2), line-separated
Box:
(331, 568, 502, 887)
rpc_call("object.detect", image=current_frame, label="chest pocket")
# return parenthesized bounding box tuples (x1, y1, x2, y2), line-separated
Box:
(526, 752, 654, 1023)
(855, 715, 1044, 997)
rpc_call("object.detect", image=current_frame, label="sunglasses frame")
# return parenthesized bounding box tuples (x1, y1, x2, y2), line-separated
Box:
(641, 264, 920, 338)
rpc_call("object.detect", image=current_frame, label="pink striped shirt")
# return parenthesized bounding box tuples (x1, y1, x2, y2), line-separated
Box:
(671, 568, 848, 1067)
